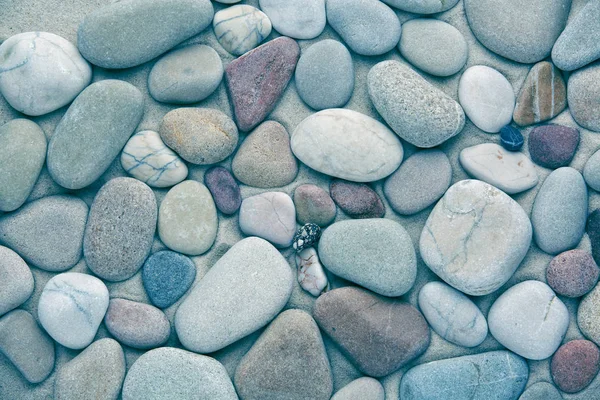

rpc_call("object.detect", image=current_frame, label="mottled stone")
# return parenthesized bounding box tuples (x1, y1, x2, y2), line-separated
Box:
(296, 248, 328, 297)
(330, 180, 385, 219)
(0, 246, 33, 316)
(331, 377, 384, 400)
(204, 166, 242, 215)
(213, 5, 271, 56)
(551, 340, 600, 393)
(518, 382, 563, 400)
(143, 251, 196, 309)
(588, 210, 600, 266)
(578, 282, 600, 346)
(239, 192, 296, 248)
(528, 125, 579, 169)
(258, 0, 326, 39)
(293, 184, 336, 227)
(381, 0, 459, 14)
(567, 62, 600, 132)
(292, 223, 321, 251)
(584, 149, 600, 191)
(547, 250, 599, 298)
(500, 125, 524, 151)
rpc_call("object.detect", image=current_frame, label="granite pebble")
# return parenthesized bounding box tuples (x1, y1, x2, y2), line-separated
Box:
(0, 246, 33, 316)
(330, 180, 385, 219)
(551, 339, 600, 393)
(204, 166, 242, 215)
(238, 191, 296, 248)
(547, 250, 599, 298)
(213, 5, 271, 56)
(258, 0, 326, 39)
(142, 250, 196, 309)
(568, 62, 600, 132)
(296, 247, 328, 296)
(293, 184, 337, 227)
(528, 124, 579, 169)
(292, 223, 321, 252)
(584, 149, 600, 191)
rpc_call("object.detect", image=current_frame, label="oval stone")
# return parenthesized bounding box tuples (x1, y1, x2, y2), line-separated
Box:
(551, 339, 600, 393)
(258, 0, 326, 40)
(293, 184, 337, 227)
(142, 250, 196, 309)
(585, 149, 600, 191)
(547, 250, 599, 298)
(0, 246, 33, 317)
(239, 192, 296, 248)
(204, 166, 241, 215)
(329, 180, 385, 219)
(213, 5, 271, 56)
(381, 0, 459, 14)
(568, 63, 600, 132)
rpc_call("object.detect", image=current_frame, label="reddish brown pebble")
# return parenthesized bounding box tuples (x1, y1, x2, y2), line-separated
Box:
(293, 184, 337, 227)
(528, 124, 579, 169)
(547, 249, 600, 297)
(330, 179, 385, 219)
(204, 167, 242, 215)
(551, 339, 600, 393)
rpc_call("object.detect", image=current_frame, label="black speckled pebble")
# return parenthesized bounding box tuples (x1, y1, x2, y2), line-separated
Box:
(293, 223, 321, 251)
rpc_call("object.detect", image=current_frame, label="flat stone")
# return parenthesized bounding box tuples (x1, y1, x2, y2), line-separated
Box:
(293, 184, 336, 227)
(331, 377, 384, 400)
(420, 180, 532, 296)
(368, 60, 465, 148)
(383, 150, 452, 215)
(518, 382, 563, 400)
(319, 219, 416, 297)
(77, 0, 214, 69)
(234, 310, 333, 400)
(142, 250, 196, 309)
(458, 65, 515, 133)
(0, 32, 91, 116)
(175, 237, 293, 353)
(159, 107, 238, 165)
(225, 37, 299, 131)
(459, 143, 538, 194)
(551, 339, 600, 393)
(158, 180, 218, 255)
(584, 149, 600, 191)
(330, 180, 385, 219)
(567, 62, 600, 132)
(47, 80, 144, 190)
(296, 247, 328, 297)
(380, 0, 459, 14)
(547, 250, 599, 298)
(258, 0, 326, 39)
(513, 62, 567, 126)
(38, 272, 109, 349)
(148, 44, 223, 103)
(313, 286, 430, 377)
(122, 348, 237, 400)
(204, 166, 241, 215)
(531, 167, 587, 255)
(54, 338, 125, 400)
(0, 246, 33, 316)
(488, 280, 569, 360)
(238, 192, 296, 248)
(578, 282, 600, 346)
(213, 5, 271, 56)
(528, 125, 579, 169)
(292, 223, 321, 252)
(500, 125, 524, 152)
(0, 195, 88, 271)
(291, 108, 403, 182)
(84, 177, 157, 281)
(295, 39, 354, 110)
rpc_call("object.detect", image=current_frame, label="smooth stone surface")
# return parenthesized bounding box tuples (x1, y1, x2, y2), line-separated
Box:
(459, 143, 538, 194)
(578, 282, 600, 346)
(0, 32, 91, 116)
(142, 250, 196, 309)
(104, 299, 170, 349)
(551, 339, 600, 393)
(500, 125, 524, 152)
(54, 338, 125, 400)
(518, 382, 563, 400)
(234, 310, 333, 400)
(568, 62, 600, 132)
(384, 150, 451, 215)
(458, 65, 515, 133)
(291, 108, 403, 182)
(585, 148, 600, 191)
(296, 247, 328, 297)
(0, 195, 88, 271)
(488, 280, 569, 360)
(368, 61, 465, 148)
(175, 237, 293, 353)
(159, 108, 238, 165)
(121, 130, 188, 188)
(319, 219, 416, 297)
(148, 44, 223, 104)
(158, 180, 218, 256)
(84, 178, 157, 281)
(418, 281, 488, 348)
(77, 0, 214, 69)
(232, 121, 298, 188)
(547, 250, 599, 298)
(381, 0, 459, 14)
(204, 166, 242, 215)
(0, 119, 46, 212)
(122, 348, 237, 400)
(38, 272, 109, 350)
(47, 80, 144, 190)
(420, 180, 532, 296)
(330, 180, 385, 219)
(513, 61, 567, 126)
(531, 167, 587, 255)
(399, 19, 468, 77)
(293, 184, 336, 227)
(331, 377, 384, 400)
(259, 0, 326, 39)
(0, 246, 33, 316)
(238, 192, 296, 248)
(295, 39, 354, 110)
(225, 36, 300, 131)
(213, 5, 271, 56)
(528, 125, 579, 169)
(464, 0, 571, 64)
(399, 351, 528, 400)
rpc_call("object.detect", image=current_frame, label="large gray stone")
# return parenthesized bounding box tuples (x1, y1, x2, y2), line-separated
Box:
(568, 62, 600, 132)
(239, 192, 297, 248)
(258, 0, 326, 40)
(0, 246, 33, 317)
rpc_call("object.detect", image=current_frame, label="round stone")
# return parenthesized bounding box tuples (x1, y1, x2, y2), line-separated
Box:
(518, 382, 563, 400)
(204, 166, 241, 215)
(258, 0, 326, 39)
(584, 149, 600, 191)
(330, 180, 385, 219)
(551, 340, 600, 393)
(143, 250, 196, 309)
(578, 283, 600, 346)
(528, 124, 579, 169)
(293, 184, 336, 227)
(380, 0, 459, 14)
(296, 247, 328, 297)
(213, 5, 271, 56)
(0, 246, 33, 317)
(331, 377, 384, 400)
(500, 125, 524, 151)
(567, 63, 600, 132)
(547, 250, 599, 298)
(239, 192, 296, 248)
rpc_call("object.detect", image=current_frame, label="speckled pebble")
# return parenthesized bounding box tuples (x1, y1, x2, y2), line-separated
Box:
(204, 166, 242, 215)
(292, 223, 321, 251)
(258, 0, 326, 39)
(293, 184, 336, 227)
(551, 340, 600, 393)
(0, 246, 33, 316)
(528, 125, 579, 169)
(330, 180, 385, 219)
(143, 250, 196, 309)
(547, 250, 599, 298)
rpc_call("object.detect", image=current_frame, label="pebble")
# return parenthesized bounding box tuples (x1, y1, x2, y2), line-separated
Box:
(551, 339, 600, 393)
(291, 108, 403, 182)
(420, 180, 532, 296)
(458, 65, 515, 133)
(381, 0, 459, 14)
(578, 282, 600, 346)
(418, 281, 488, 348)
(528, 124, 579, 169)
(585, 149, 600, 191)
(296, 247, 328, 296)
(588, 210, 600, 265)
(463, 0, 570, 63)
(313, 287, 430, 377)
(400, 351, 528, 400)
(47, 80, 144, 190)
(0, 119, 46, 212)
(232, 121, 298, 188)
(204, 167, 242, 215)
(0, 246, 33, 316)
(54, 338, 126, 400)
(0, 310, 55, 383)
(513, 61, 567, 126)
(293, 184, 337, 227)
(547, 250, 599, 298)
(148, 44, 223, 104)
(175, 237, 293, 353)
(567, 62, 600, 132)
(158, 180, 218, 256)
(122, 347, 237, 400)
(399, 19, 468, 77)
(368, 60, 465, 148)
(104, 298, 170, 349)
(0, 32, 92, 116)
(213, 5, 271, 56)
(331, 377, 384, 400)
(330, 180, 385, 219)
(234, 309, 333, 400)
(518, 382, 563, 400)
(159, 107, 238, 165)
(384, 150, 452, 215)
(500, 125, 524, 151)
(292, 223, 321, 252)
(259, 0, 326, 39)
(0, 195, 88, 271)
(84, 178, 157, 281)
(38, 272, 109, 349)
(238, 192, 297, 248)
(459, 143, 539, 194)
(142, 250, 196, 309)
(531, 167, 587, 255)
(295, 39, 354, 110)
(327, 0, 400, 56)
(77, 0, 214, 69)
(488, 280, 569, 360)
(225, 37, 300, 131)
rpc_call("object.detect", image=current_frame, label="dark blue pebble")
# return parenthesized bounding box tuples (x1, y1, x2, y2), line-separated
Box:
(500, 125, 524, 152)
(142, 250, 196, 308)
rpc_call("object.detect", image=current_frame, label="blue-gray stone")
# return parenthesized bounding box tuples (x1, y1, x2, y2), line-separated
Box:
(381, 0, 459, 14)
(258, 0, 326, 40)
(143, 250, 196, 309)
(500, 125, 524, 152)
(518, 382, 563, 400)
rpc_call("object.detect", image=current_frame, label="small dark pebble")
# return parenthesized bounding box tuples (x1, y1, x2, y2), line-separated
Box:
(292, 223, 321, 252)
(204, 166, 242, 215)
(142, 250, 196, 308)
(330, 179, 385, 219)
(500, 125, 524, 151)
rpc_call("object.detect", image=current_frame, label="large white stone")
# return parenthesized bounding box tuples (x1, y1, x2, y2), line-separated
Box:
(213, 5, 271, 56)
(239, 192, 296, 248)
(259, 0, 326, 40)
